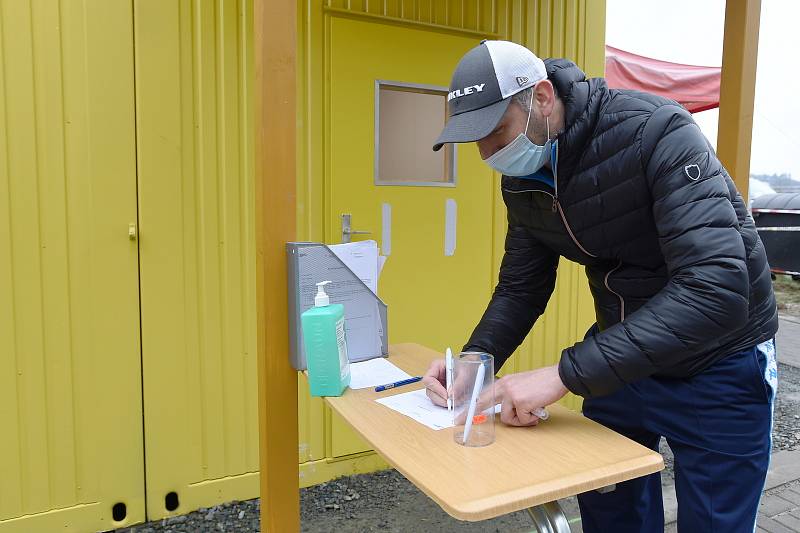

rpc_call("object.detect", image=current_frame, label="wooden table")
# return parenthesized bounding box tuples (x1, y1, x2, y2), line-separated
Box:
(325, 343, 664, 528)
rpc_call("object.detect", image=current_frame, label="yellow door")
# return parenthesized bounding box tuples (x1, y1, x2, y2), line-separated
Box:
(0, 1, 145, 531)
(133, 0, 259, 520)
(327, 17, 495, 455)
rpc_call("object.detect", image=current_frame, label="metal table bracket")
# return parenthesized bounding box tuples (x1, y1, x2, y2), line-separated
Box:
(527, 501, 571, 533)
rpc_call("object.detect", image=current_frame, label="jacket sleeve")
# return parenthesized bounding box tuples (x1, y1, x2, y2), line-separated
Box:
(463, 223, 559, 371)
(558, 104, 750, 398)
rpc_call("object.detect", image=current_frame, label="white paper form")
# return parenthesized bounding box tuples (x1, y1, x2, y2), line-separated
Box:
(376, 389, 502, 431)
(328, 240, 381, 295)
(327, 240, 387, 355)
(348, 357, 413, 389)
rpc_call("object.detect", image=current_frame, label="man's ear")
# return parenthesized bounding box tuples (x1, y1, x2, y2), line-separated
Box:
(533, 80, 555, 117)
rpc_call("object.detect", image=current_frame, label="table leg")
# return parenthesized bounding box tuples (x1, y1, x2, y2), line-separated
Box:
(526, 501, 571, 533)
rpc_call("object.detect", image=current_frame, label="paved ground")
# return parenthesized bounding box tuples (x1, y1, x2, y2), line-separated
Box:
(117, 315, 800, 533)
(757, 315, 800, 533)
(757, 482, 800, 533)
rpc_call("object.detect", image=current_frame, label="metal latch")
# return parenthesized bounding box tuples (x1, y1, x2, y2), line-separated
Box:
(341, 214, 371, 243)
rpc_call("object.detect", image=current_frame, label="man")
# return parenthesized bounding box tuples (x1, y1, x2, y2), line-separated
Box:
(422, 40, 778, 531)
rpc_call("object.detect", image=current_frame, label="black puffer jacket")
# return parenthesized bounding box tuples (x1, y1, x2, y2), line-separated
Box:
(464, 59, 778, 399)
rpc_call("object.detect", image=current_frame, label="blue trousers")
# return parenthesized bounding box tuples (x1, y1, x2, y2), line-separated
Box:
(577, 339, 777, 532)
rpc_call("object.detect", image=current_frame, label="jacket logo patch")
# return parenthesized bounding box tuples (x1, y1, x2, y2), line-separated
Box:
(516, 76, 529, 86)
(684, 164, 701, 181)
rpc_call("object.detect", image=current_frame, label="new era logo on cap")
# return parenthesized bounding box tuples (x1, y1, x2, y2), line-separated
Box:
(432, 40, 548, 151)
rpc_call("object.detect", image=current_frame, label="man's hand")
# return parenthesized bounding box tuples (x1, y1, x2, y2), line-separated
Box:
(422, 356, 482, 408)
(426, 359, 569, 427)
(496, 365, 568, 426)
(422, 358, 448, 407)
(457, 365, 568, 426)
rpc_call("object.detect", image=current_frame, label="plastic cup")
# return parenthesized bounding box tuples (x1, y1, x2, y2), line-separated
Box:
(452, 352, 495, 447)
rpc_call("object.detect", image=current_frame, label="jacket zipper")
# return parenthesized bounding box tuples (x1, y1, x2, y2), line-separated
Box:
(504, 141, 626, 322)
(553, 144, 624, 322)
(502, 187, 597, 258)
(549, 141, 594, 258)
(504, 143, 598, 259)
(504, 184, 626, 322)
(604, 259, 626, 322)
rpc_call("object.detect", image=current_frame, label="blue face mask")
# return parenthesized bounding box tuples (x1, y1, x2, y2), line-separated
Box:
(484, 102, 552, 177)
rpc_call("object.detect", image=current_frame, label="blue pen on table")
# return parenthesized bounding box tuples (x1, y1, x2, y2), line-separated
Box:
(374, 376, 423, 392)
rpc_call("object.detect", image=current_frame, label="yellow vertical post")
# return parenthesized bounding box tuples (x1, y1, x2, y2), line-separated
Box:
(717, 0, 761, 201)
(255, 0, 299, 531)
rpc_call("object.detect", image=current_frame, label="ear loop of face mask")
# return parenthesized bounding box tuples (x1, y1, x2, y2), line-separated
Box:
(523, 94, 550, 144)
(523, 94, 533, 137)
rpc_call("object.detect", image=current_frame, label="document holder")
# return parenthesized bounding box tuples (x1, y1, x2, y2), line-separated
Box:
(287, 242, 388, 370)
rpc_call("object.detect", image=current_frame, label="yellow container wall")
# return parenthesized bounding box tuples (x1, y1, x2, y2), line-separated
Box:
(0, 1, 145, 531)
(133, 0, 258, 520)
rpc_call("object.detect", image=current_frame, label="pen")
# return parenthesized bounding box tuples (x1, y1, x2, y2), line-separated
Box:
(445, 347, 453, 412)
(533, 407, 550, 421)
(462, 363, 486, 445)
(374, 376, 422, 392)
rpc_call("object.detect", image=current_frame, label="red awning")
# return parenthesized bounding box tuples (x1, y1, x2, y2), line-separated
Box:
(604, 45, 721, 113)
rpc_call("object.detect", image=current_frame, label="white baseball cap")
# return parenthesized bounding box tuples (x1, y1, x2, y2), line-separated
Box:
(432, 40, 547, 151)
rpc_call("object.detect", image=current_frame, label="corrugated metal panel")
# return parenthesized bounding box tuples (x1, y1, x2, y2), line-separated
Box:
(133, 0, 257, 520)
(296, 0, 328, 473)
(325, 0, 501, 34)
(0, 0, 145, 531)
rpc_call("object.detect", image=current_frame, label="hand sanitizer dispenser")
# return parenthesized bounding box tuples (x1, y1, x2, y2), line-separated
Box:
(301, 281, 351, 396)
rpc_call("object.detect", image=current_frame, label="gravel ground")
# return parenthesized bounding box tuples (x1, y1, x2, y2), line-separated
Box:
(115, 351, 800, 533)
(114, 471, 535, 533)
(298, 469, 536, 532)
(774, 276, 800, 317)
(118, 501, 260, 533)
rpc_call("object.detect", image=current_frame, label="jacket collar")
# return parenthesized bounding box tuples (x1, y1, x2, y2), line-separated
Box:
(544, 59, 608, 183)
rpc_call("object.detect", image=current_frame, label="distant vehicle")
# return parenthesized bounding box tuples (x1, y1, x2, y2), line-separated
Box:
(749, 178, 776, 200)
(751, 193, 800, 280)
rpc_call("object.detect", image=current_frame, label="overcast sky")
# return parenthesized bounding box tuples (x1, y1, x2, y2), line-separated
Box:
(606, 0, 800, 181)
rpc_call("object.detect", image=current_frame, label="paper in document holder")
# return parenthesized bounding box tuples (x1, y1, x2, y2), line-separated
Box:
(287, 242, 388, 370)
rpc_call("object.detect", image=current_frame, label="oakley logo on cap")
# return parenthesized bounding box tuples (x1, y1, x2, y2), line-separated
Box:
(447, 83, 486, 101)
